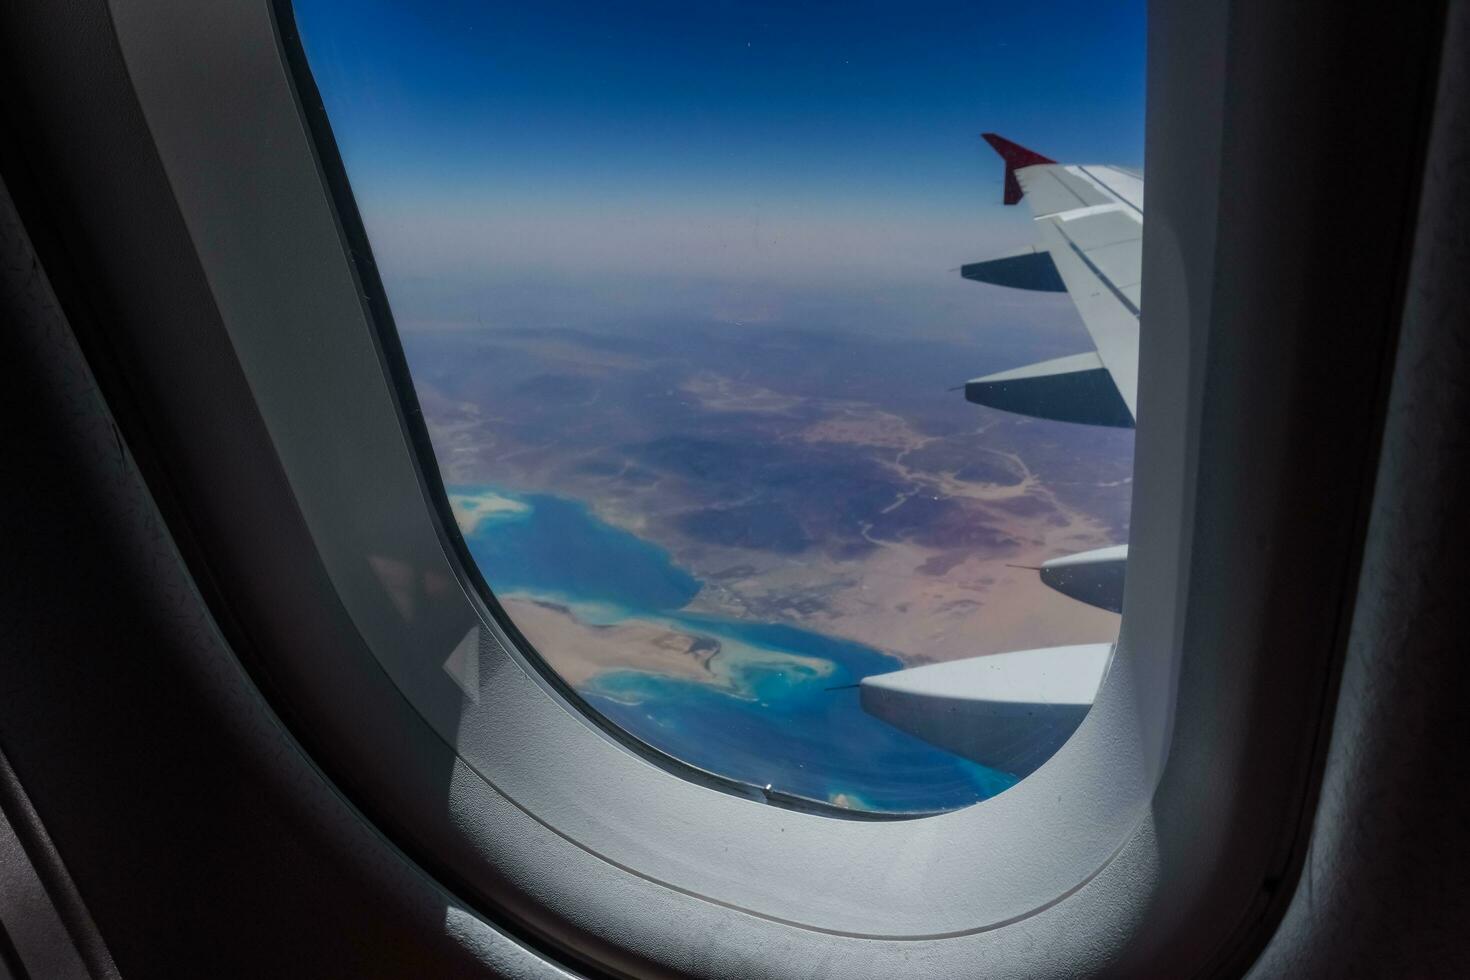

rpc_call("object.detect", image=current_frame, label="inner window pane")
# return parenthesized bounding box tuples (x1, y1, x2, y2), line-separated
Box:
(292, 0, 1144, 814)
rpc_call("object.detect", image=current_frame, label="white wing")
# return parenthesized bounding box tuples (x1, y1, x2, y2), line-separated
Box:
(860, 644, 1111, 777)
(961, 135, 1142, 426)
(960, 134, 1139, 613)
(856, 139, 1140, 769)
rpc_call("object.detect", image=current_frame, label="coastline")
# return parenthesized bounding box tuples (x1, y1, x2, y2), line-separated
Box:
(500, 595, 721, 689)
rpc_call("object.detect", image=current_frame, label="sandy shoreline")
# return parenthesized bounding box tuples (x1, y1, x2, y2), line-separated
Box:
(502, 596, 721, 688)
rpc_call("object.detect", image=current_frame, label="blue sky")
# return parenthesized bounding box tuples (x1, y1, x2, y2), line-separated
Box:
(294, 0, 1145, 323)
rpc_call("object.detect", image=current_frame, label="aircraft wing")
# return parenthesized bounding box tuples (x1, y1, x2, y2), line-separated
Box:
(856, 138, 1139, 772)
(962, 134, 1141, 426)
(861, 644, 1112, 777)
(960, 134, 1140, 614)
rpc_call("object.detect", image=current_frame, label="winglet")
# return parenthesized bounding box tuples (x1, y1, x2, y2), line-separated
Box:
(982, 133, 1055, 205)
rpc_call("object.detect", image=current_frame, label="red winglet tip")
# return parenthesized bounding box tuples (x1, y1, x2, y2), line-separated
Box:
(981, 133, 1055, 168)
(981, 134, 1054, 205)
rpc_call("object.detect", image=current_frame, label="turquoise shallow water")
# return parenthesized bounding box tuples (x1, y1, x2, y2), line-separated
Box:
(450, 484, 1015, 812)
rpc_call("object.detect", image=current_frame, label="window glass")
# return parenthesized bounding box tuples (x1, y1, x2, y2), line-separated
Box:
(293, 0, 1144, 814)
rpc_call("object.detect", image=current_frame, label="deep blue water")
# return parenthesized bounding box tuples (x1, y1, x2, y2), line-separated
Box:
(452, 485, 1015, 812)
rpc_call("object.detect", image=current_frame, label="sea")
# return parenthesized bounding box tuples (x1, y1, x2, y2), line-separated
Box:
(449, 485, 1015, 814)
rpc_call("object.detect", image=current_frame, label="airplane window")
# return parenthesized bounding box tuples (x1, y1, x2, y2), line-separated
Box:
(290, 0, 1144, 815)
